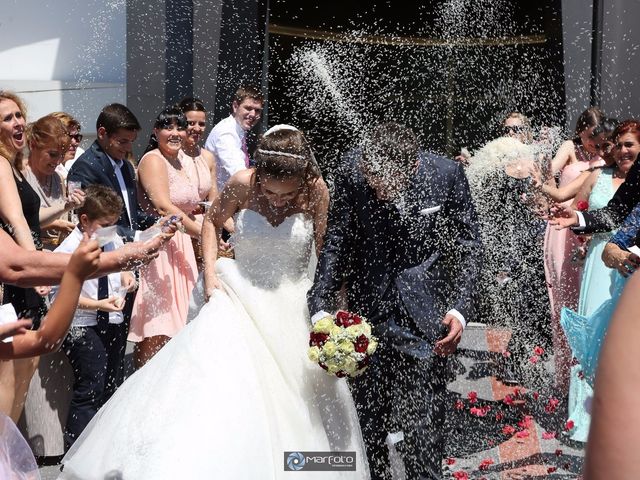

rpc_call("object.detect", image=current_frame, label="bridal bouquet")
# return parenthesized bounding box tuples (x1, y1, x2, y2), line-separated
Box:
(308, 311, 378, 378)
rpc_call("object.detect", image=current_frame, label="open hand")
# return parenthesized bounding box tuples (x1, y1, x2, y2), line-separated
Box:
(434, 313, 463, 356)
(548, 204, 578, 229)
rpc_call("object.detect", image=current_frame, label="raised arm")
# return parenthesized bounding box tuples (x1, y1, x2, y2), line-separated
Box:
(539, 170, 590, 202)
(0, 235, 100, 359)
(550, 140, 576, 175)
(137, 153, 201, 238)
(0, 228, 166, 287)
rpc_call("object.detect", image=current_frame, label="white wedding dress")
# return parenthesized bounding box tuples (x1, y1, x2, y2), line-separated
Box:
(60, 209, 369, 480)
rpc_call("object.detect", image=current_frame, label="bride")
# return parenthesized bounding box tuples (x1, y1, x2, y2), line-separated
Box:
(59, 126, 369, 479)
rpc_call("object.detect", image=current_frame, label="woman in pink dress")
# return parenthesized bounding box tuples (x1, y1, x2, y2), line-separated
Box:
(129, 107, 211, 368)
(177, 97, 216, 265)
(544, 107, 606, 392)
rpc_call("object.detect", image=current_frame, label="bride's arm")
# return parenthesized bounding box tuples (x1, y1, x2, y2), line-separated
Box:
(202, 173, 249, 298)
(309, 178, 330, 256)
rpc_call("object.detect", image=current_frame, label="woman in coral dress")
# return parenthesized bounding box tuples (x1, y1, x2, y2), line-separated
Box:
(128, 107, 211, 368)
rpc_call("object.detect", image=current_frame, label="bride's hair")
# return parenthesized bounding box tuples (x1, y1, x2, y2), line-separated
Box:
(254, 129, 321, 184)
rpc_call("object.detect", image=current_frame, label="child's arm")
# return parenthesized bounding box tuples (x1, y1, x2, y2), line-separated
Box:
(0, 235, 100, 359)
(77, 295, 124, 312)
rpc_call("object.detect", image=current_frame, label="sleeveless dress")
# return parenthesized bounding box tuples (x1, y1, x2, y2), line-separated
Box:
(20, 169, 73, 457)
(128, 149, 208, 341)
(60, 209, 369, 479)
(1, 170, 46, 322)
(543, 147, 604, 391)
(562, 168, 616, 441)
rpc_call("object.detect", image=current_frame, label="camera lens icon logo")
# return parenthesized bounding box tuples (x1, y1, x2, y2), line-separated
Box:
(287, 452, 306, 471)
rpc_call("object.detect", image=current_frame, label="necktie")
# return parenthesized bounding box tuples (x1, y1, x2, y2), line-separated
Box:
(96, 248, 109, 327)
(241, 135, 250, 168)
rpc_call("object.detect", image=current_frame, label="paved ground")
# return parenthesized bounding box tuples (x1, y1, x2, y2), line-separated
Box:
(38, 324, 585, 479)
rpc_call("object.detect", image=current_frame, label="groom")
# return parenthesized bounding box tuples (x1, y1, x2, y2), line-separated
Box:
(308, 123, 482, 479)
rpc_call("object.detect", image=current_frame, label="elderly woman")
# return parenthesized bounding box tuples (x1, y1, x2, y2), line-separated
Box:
(23, 114, 85, 249)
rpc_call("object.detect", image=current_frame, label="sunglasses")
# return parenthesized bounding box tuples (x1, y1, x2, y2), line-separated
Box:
(503, 125, 524, 134)
(68, 133, 83, 142)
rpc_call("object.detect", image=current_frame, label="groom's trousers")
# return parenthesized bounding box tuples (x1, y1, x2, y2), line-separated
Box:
(350, 322, 447, 480)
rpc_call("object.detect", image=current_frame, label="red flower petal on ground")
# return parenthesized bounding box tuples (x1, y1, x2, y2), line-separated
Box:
(555, 449, 563, 456)
(354, 334, 369, 353)
(453, 472, 469, 480)
(502, 350, 511, 358)
(565, 420, 575, 431)
(467, 391, 478, 404)
(446, 457, 456, 465)
(502, 425, 516, 436)
(503, 394, 514, 406)
(469, 406, 487, 417)
(533, 346, 545, 356)
(495, 412, 504, 421)
(542, 431, 557, 440)
(478, 459, 494, 471)
(309, 332, 329, 347)
(547, 466, 557, 473)
(533, 391, 540, 400)
(545, 397, 560, 413)
(516, 429, 530, 438)
(576, 200, 589, 211)
(529, 355, 540, 364)
(518, 415, 534, 429)
(577, 370, 585, 379)
(455, 399, 465, 410)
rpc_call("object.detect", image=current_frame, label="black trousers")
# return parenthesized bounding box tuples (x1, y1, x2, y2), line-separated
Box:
(62, 326, 107, 447)
(350, 337, 447, 480)
(96, 291, 134, 403)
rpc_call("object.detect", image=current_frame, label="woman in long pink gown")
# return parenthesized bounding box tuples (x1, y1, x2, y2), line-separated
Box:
(544, 107, 605, 392)
(128, 107, 211, 368)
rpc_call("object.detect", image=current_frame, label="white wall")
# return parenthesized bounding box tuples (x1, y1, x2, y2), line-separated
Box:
(0, 0, 127, 143)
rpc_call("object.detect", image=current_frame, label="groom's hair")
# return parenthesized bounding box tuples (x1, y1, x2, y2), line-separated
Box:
(361, 123, 419, 176)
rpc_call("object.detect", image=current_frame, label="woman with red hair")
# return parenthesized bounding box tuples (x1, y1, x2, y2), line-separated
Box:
(561, 119, 640, 442)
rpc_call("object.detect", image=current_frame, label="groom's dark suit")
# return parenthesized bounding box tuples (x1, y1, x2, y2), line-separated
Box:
(67, 140, 156, 404)
(308, 151, 482, 479)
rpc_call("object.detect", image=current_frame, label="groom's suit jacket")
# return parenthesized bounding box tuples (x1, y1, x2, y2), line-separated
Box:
(68, 140, 157, 242)
(574, 151, 640, 242)
(308, 150, 482, 347)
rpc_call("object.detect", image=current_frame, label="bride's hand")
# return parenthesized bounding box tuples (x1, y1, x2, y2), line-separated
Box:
(204, 275, 222, 300)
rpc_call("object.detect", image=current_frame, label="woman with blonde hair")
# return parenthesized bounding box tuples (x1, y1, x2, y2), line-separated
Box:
(0, 91, 51, 422)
